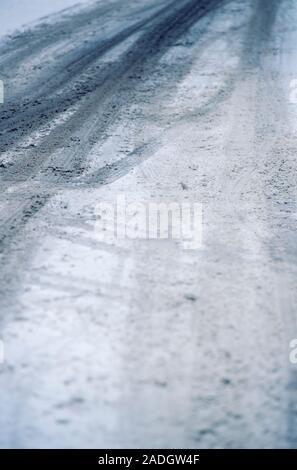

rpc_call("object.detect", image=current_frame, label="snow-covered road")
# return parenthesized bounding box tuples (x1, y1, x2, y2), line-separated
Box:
(0, 0, 297, 448)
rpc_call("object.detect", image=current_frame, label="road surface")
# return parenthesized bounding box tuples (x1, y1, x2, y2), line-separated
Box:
(0, 0, 297, 448)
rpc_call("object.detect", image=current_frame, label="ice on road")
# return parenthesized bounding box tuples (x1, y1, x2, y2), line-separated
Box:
(0, 0, 297, 449)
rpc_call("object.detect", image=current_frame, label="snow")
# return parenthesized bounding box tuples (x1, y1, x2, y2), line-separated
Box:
(0, 0, 94, 37)
(0, 0, 297, 449)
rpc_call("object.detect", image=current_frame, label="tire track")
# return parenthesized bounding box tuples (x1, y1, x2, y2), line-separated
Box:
(0, 0, 225, 309)
(1, 0, 224, 177)
(0, 1, 176, 151)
